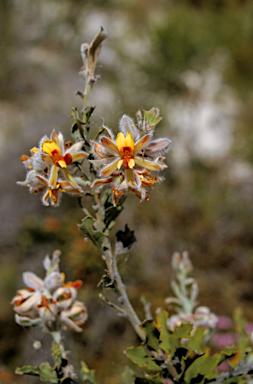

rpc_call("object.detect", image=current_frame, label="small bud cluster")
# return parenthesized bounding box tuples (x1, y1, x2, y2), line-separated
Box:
(166, 252, 218, 335)
(11, 250, 87, 333)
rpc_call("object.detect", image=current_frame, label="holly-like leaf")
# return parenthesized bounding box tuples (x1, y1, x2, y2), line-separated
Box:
(16, 363, 58, 383)
(15, 365, 40, 377)
(144, 108, 163, 132)
(80, 361, 96, 384)
(125, 346, 162, 372)
(156, 310, 171, 354)
(184, 353, 220, 383)
(39, 362, 58, 383)
(186, 327, 206, 353)
(219, 346, 237, 364)
(167, 322, 193, 358)
(51, 341, 64, 370)
(141, 320, 160, 352)
(78, 212, 107, 251)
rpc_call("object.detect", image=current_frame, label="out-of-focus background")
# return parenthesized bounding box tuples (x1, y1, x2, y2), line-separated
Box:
(1, 0, 253, 382)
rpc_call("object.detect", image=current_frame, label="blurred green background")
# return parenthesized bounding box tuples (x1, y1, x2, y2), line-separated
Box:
(1, 0, 253, 382)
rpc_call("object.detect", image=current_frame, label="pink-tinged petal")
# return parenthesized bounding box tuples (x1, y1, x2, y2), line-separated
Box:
(144, 138, 171, 156)
(23, 272, 44, 289)
(101, 158, 121, 177)
(16, 292, 42, 313)
(134, 156, 163, 171)
(91, 177, 114, 189)
(51, 130, 60, 146)
(49, 165, 59, 188)
(91, 141, 108, 159)
(71, 152, 88, 162)
(67, 141, 84, 155)
(101, 137, 119, 155)
(62, 168, 79, 188)
(133, 134, 152, 155)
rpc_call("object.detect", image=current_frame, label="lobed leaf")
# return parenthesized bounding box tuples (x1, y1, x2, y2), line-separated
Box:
(184, 353, 220, 383)
(186, 327, 206, 353)
(144, 108, 163, 131)
(156, 310, 171, 354)
(141, 319, 160, 352)
(125, 346, 162, 372)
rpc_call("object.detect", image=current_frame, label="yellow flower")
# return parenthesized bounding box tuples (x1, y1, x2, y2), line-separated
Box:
(41, 130, 88, 189)
(90, 113, 171, 203)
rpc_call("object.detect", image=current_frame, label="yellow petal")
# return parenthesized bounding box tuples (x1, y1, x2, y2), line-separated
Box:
(133, 134, 151, 155)
(116, 132, 134, 154)
(101, 137, 119, 154)
(134, 156, 162, 171)
(128, 158, 135, 169)
(49, 165, 59, 188)
(115, 132, 125, 152)
(42, 140, 61, 156)
(57, 159, 67, 168)
(117, 159, 123, 170)
(101, 158, 121, 177)
(125, 131, 135, 151)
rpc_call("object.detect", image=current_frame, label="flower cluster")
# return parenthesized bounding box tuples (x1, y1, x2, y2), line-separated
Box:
(11, 250, 87, 333)
(90, 108, 171, 204)
(18, 131, 88, 206)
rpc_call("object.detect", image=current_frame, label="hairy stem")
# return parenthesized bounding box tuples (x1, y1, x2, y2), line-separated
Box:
(103, 237, 146, 341)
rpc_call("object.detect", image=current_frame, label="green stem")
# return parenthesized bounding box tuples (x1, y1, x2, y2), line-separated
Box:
(51, 331, 67, 359)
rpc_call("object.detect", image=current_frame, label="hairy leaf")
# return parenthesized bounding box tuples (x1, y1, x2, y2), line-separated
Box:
(78, 212, 107, 250)
(144, 108, 163, 131)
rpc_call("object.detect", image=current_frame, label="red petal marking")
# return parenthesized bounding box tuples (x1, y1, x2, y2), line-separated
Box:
(40, 295, 50, 308)
(20, 154, 29, 162)
(64, 153, 73, 165)
(121, 146, 133, 156)
(101, 137, 119, 154)
(133, 134, 151, 155)
(64, 141, 72, 149)
(64, 280, 83, 290)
